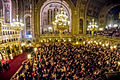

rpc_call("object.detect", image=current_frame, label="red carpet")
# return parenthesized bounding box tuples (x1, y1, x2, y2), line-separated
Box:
(0, 53, 27, 80)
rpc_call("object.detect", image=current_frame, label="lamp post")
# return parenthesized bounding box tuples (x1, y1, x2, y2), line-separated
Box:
(88, 19, 98, 36)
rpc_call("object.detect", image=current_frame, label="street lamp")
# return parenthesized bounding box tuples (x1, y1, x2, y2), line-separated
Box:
(88, 19, 98, 36)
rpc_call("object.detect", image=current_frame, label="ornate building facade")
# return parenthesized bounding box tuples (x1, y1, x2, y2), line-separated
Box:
(0, 0, 120, 42)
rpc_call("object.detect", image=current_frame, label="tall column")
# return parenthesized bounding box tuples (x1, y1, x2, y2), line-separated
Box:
(80, 3, 86, 35)
(31, 0, 35, 39)
(34, 8, 38, 38)
(71, 9, 79, 35)
(35, 7, 40, 42)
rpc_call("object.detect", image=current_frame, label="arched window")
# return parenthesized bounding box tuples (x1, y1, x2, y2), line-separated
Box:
(8, 31, 9, 35)
(25, 16, 31, 36)
(13, 31, 14, 34)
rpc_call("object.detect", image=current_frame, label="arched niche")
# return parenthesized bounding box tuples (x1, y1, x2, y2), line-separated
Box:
(40, 0, 72, 34)
(79, 19, 83, 34)
(25, 16, 30, 34)
(24, 14, 32, 38)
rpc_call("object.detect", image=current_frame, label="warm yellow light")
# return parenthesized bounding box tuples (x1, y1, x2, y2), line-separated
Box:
(21, 50, 23, 53)
(34, 48, 37, 52)
(10, 46, 12, 48)
(41, 40, 43, 42)
(110, 46, 113, 49)
(99, 28, 104, 31)
(76, 41, 79, 44)
(44, 39, 46, 42)
(64, 40, 66, 42)
(53, 6, 70, 32)
(49, 38, 51, 41)
(21, 43, 25, 46)
(90, 41, 93, 43)
(27, 54, 31, 59)
(47, 40, 49, 42)
(83, 41, 85, 44)
(58, 40, 60, 42)
(69, 39, 71, 42)
(96, 42, 98, 45)
(114, 45, 117, 48)
(102, 44, 105, 47)
(29, 43, 32, 46)
(88, 41, 90, 44)
(99, 42, 102, 45)
(94, 41, 96, 43)
(48, 27, 52, 30)
(118, 61, 120, 66)
(106, 43, 109, 46)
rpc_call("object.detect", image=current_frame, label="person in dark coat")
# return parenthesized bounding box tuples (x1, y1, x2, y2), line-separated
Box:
(3, 63, 8, 71)
(6, 61, 10, 70)
(0, 61, 3, 72)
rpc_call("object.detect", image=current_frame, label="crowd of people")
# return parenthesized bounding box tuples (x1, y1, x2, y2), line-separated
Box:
(97, 28, 120, 37)
(13, 42, 119, 80)
(0, 61, 10, 72)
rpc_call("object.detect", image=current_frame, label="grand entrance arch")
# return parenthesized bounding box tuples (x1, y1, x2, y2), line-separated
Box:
(40, 0, 72, 34)
(34, 0, 80, 39)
